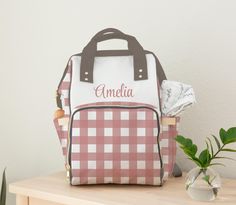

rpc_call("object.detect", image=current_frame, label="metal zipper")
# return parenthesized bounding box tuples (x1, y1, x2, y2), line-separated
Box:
(65, 105, 162, 181)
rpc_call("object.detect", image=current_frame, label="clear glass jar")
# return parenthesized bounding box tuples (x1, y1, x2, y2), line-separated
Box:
(185, 167, 221, 201)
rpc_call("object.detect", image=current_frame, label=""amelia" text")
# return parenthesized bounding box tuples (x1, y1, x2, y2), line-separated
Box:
(94, 83, 134, 98)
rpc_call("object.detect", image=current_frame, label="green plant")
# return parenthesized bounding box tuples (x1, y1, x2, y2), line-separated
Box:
(175, 127, 236, 187)
(0, 169, 6, 205)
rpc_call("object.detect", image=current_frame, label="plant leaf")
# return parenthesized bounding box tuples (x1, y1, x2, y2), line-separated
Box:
(175, 136, 193, 147)
(175, 135, 202, 167)
(212, 135, 221, 149)
(0, 169, 6, 205)
(207, 137, 214, 157)
(185, 139, 193, 147)
(206, 141, 210, 159)
(199, 149, 211, 167)
(219, 128, 227, 144)
(223, 127, 236, 144)
(221, 148, 236, 152)
(183, 144, 197, 157)
(175, 135, 197, 158)
(191, 144, 198, 156)
(175, 135, 187, 146)
(187, 157, 203, 167)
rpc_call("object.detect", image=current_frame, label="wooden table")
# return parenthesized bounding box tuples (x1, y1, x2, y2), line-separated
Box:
(9, 172, 236, 205)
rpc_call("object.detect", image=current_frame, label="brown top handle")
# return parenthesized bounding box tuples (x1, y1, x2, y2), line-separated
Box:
(80, 28, 148, 83)
(91, 28, 125, 40)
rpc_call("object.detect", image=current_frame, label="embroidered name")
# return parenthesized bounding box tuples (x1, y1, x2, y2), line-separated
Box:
(94, 83, 134, 98)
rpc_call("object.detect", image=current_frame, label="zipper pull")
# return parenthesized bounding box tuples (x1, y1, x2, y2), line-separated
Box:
(54, 108, 65, 119)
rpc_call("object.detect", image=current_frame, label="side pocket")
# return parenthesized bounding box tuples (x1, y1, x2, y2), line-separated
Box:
(53, 116, 69, 160)
(160, 117, 180, 179)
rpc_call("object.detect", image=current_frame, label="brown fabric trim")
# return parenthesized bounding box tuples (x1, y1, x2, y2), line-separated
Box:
(80, 30, 148, 83)
(90, 50, 134, 56)
(57, 56, 73, 90)
(56, 91, 62, 109)
(56, 57, 73, 110)
(150, 52, 166, 116)
(78, 50, 137, 56)
(148, 51, 167, 84)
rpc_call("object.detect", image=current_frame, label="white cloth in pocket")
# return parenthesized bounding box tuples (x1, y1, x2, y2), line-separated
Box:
(161, 80, 196, 116)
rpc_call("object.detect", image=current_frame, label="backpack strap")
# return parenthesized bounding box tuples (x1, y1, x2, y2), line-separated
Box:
(91, 28, 125, 40)
(80, 28, 148, 83)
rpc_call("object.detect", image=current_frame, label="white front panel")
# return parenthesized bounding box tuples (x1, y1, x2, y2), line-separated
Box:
(70, 54, 160, 110)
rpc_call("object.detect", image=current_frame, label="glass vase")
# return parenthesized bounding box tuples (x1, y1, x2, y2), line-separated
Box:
(185, 167, 221, 201)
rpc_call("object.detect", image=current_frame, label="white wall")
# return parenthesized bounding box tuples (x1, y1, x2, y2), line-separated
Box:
(1, 0, 236, 204)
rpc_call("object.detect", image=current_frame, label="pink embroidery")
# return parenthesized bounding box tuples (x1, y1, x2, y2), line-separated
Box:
(94, 83, 134, 98)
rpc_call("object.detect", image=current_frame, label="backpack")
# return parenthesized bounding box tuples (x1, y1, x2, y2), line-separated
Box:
(54, 28, 179, 186)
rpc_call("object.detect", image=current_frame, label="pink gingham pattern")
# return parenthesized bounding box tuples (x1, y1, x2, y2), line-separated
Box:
(54, 103, 180, 183)
(160, 117, 180, 179)
(70, 103, 162, 185)
(54, 118, 68, 157)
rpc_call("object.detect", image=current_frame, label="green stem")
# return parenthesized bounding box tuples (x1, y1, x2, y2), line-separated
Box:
(210, 144, 225, 163)
(202, 169, 213, 187)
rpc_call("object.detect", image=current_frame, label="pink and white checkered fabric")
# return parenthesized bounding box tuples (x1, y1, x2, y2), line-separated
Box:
(160, 117, 180, 180)
(54, 104, 180, 184)
(54, 118, 68, 157)
(69, 104, 162, 185)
